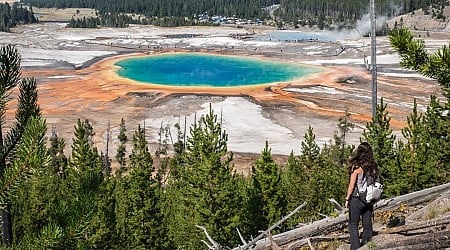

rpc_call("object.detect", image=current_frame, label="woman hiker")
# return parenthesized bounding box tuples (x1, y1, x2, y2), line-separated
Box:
(345, 142, 379, 250)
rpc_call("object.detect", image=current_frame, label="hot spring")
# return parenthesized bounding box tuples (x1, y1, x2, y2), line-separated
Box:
(115, 53, 321, 87)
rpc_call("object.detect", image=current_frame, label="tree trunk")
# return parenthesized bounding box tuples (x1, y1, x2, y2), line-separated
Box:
(1, 203, 12, 245)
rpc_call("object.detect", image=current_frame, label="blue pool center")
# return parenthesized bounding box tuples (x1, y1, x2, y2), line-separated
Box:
(115, 53, 320, 87)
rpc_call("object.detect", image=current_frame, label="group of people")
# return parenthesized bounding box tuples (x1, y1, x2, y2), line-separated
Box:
(345, 142, 380, 249)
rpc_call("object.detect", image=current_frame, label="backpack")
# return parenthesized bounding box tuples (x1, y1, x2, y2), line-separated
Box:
(355, 173, 383, 204)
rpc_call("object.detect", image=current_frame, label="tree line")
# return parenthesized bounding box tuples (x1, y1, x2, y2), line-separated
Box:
(21, 0, 274, 22)
(0, 26, 449, 248)
(19, 0, 450, 29)
(66, 14, 221, 28)
(0, 2, 37, 32)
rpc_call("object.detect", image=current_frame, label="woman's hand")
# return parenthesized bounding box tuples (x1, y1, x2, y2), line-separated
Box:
(345, 200, 349, 208)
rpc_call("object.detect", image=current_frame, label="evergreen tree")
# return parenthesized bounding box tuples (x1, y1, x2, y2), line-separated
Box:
(331, 112, 355, 168)
(299, 125, 320, 169)
(6, 118, 56, 247)
(115, 118, 127, 173)
(69, 119, 102, 183)
(362, 98, 399, 196)
(86, 177, 118, 248)
(250, 141, 286, 232)
(167, 105, 242, 248)
(389, 27, 450, 97)
(282, 151, 308, 228)
(0, 44, 44, 245)
(390, 27, 450, 186)
(128, 124, 152, 170)
(48, 129, 68, 177)
(114, 125, 168, 249)
(62, 119, 103, 248)
(399, 99, 429, 193)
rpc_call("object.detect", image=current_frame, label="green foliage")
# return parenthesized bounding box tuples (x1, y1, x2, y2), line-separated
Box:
(282, 151, 309, 228)
(112, 127, 167, 249)
(48, 130, 68, 177)
(129, 124, 153, 170)
(0, 117, 48, 204)
(115, 118, 127, 175)
(300, 125, 320, 169)
(68, 119, 103, 193)
(363, 98, 399, 196)
(0, 44, 45, 246)
(283, 122, 348, 224)
(165, 106, 243, 248)
(390, 26, 450, 191)
(331, 112, 355, 168)
(389, 27, 450, 97)
(250, 141, 286, 232)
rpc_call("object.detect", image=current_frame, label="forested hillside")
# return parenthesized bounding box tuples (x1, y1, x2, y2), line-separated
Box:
(278, 0, 448, 28)
(19, 0, 450, 29)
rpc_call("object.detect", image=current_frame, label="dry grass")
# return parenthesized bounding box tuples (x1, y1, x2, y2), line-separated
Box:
(34, 7, 97, 22)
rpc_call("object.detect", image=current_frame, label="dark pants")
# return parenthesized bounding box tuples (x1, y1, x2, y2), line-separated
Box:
(348, 197, 373, 250)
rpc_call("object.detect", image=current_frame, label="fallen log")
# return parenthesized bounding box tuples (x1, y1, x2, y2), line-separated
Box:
(253, 183, 450, 249)
(374, 183, 450, 211)
(378, 214, 450, 235)
(285, 234, 349, 250)
(406, 189, 450, 222)
(358, 229, 450, 250)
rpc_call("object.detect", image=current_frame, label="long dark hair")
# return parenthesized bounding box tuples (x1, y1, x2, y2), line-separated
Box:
(349, 142, 378, 177)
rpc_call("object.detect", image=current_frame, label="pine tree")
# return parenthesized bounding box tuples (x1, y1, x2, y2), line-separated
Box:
(389, 27, 450, 98)
(7, 118, 56, 247)
(128, 124, 153, 170)
(400, 99, 429, 192)
(0, 44, 44, 245)
(115, 118, 127, 173)
(87, 177, 118, 248)
(390, 27, 450, 187)
(114, 125, 169, 249)
(299, 125, 320, 169)
(282, 151, 308, 227)
(64, 119, 103, 247)
(331, 112, 355, 168)
(362, 98, 399, 196)
(250, 141, 286, 232)
(48, 129, 68, 177)
(167, 105, 242, 248)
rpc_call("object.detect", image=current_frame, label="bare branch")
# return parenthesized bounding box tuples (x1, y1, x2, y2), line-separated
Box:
(236, 228, 247, 245)
(328, 198, 345, 214)
(196, 225, 221, 249)
(200, 240, 214, 250)
(235, 201, 307, 250)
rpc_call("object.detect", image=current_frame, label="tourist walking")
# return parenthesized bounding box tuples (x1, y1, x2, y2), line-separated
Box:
(345, 142, 379, 249)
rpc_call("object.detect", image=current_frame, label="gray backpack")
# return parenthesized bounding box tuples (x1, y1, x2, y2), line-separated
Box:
(356, 173, 383, 204)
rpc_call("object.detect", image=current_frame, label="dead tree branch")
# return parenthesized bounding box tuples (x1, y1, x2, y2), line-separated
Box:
(234, 201, 307, 250)
(196, 225, 223, 250)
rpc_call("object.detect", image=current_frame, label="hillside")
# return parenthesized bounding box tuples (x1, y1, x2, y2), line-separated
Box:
(386, 4, 450, 38)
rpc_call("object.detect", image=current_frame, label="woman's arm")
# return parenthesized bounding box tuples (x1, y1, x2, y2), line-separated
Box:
(345, 167, 362, 207)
